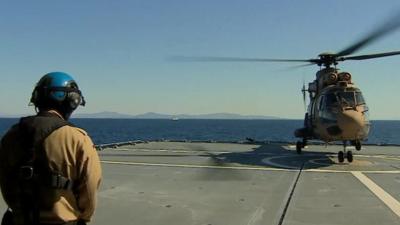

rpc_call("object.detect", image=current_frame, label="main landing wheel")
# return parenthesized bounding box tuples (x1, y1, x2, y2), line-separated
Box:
(338, 151, 344, 163)
(296, 141, 303, 154)
(347, 151, 353, 162)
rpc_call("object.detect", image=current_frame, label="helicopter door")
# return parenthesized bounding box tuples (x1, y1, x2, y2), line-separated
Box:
(311, 95, 324, 122)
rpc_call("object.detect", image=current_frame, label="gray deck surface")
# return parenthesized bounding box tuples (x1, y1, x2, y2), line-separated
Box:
(1, 141, 400, 224)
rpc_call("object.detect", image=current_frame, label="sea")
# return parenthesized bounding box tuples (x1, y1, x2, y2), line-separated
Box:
(0, 118, 399, 145)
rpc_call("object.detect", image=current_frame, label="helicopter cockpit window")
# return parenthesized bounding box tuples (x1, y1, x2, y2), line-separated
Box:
(336, 92, 355, 107)
(318, 94, 337, 121)
(325, 93, 338, 108)
(355, 92, 365, 105)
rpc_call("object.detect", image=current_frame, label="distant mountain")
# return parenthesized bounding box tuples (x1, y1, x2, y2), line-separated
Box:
(175, 113, 279, 120)
(73, 111, 134, 118)
(134, 112, 174, 119)
(74, 111, 280, 119)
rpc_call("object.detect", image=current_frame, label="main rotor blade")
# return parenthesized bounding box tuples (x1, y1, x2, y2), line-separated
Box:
(341, 50, 400, 60)
(168, 56, 316, 63)
(336, 11, 400, 57)
(287, 63, 316, 69)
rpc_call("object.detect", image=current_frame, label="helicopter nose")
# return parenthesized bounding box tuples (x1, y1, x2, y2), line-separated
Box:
(337, 109, 367, 139)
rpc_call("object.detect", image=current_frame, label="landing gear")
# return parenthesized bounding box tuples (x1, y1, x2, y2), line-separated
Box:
(296, 139, 307, 154)
(338, 141, 354, 163)
(355, 141, 361, 151)
(347, 151, 353, 162)
(351, 140, 362, 151)
(296, 141, 302, 154)
(338, 151, 344, 163)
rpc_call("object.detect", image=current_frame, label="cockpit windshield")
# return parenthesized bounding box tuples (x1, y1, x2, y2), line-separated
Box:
(355, 92, 365, 105)
(325, 93, 338, 107)
(337, 92, 355, 107)
(323, 91, 365, 108)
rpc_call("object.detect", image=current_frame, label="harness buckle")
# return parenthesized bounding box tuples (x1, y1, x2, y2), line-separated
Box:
(51, 173, 61, 188)
(19, 166, 34, 180)
(50, 173, 73, 189)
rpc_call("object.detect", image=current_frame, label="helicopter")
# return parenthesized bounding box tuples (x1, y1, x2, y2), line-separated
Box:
(170, 13, 400, 163)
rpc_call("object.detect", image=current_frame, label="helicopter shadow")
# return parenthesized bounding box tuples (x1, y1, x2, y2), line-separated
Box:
(196, 143, 341, 181)
(206, 143, 339, 170)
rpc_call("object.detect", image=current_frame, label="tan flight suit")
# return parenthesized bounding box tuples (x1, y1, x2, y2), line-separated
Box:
(0, 111, 102, 224)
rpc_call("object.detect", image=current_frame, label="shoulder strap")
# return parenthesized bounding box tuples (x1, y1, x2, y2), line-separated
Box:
(19, 112, 72, 147)
(15, 113, 73, 225)
(18, 113, 74, 189)
(18, 113, 71, 172)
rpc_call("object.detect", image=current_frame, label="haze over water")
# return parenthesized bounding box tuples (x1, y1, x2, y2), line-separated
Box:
(0, 119, 398, 145)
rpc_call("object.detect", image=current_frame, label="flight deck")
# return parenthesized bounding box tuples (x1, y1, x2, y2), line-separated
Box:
(1, 141, 399, 225)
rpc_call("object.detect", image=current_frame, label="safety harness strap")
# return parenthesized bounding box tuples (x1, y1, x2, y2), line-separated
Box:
(49, 173, 74, 190)
(15, 112, 75, 225)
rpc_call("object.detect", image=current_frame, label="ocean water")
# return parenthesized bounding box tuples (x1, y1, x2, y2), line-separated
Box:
(0, 118, 399, 145)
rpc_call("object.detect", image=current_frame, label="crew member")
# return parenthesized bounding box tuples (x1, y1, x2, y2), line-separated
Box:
(0, 72, 102, 225)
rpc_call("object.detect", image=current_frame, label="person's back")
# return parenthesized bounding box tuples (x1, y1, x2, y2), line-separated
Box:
(0, 72, 102, 225)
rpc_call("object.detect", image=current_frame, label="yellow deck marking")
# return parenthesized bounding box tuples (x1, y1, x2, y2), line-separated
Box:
(352, 171, 400, 218)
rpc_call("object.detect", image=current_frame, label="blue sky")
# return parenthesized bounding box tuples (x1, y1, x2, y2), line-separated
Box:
(1, 0, 400, 119)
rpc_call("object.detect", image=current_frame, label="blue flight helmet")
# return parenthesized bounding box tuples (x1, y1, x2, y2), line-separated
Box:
(30, 72, 86, 119)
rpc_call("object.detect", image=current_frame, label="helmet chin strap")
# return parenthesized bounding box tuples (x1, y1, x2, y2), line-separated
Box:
(58, 105, 74, 121)
(37, 103, 75, 120)
(62, 111, 72, 120)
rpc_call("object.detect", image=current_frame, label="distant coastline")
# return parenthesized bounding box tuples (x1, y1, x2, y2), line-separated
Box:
(73, 112, 282, 120)
(0, 111, 281, 120)
(1, 111, 399, 120)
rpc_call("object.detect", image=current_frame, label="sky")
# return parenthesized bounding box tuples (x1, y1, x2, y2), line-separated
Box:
(1, 0, 400, 119)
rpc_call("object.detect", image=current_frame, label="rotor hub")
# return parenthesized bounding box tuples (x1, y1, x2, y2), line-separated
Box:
(318, 53, 338, 67)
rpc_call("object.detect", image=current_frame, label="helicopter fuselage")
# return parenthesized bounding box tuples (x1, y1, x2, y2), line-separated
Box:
(308, 85, 370, 142)
(295, 68, 370, 144)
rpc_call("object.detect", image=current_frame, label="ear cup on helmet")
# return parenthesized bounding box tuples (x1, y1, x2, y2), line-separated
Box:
(30, 87, 39, 105)
(67, 91, 82, 109)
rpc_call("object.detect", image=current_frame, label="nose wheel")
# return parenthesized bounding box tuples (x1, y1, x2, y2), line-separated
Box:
(351, 140, 362, 151)
(355, 141, 362, 151)
(296, 139, 307, 154)
(338, 141, 354, 163)
(338, 151, 353, 163)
